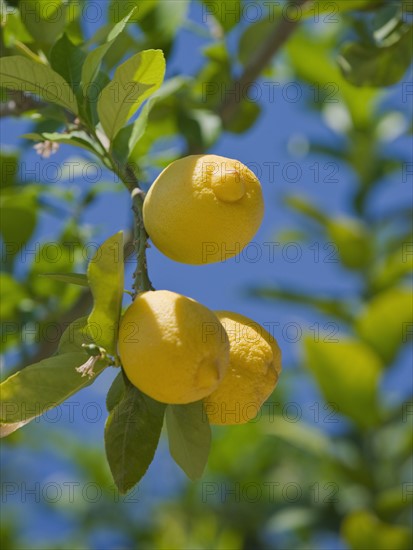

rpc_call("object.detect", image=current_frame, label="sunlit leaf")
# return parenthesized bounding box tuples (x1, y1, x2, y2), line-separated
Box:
(20, 0, 69, 45)
(58, 316, 95, 354)
(97, 49, 165, 141)
(80, 9, 136, 93)
(356, 287, 413, 365)
(0, 56, 78, 113)
(113, 76, 187, 163)
(0, 188, 37, 260)
(87, 232, 124, 356)
(166, 401, 211, 480)
(327, 218, 372, 270)
(0, 352, 107, 436)
(304, 337, 383, 428)
(342, 510, 413, 550)
(41, 273, 89, 287)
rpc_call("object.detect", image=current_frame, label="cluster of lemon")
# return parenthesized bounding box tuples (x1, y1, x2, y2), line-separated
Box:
(119, 155, 281, 425)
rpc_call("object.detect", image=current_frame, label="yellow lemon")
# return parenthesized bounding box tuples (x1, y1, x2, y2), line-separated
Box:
(118, 290, 230, 404)
(204, 311, 282, 425)
(143, 155, 264, 264)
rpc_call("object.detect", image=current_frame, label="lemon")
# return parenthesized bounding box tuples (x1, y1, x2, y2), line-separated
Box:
(118, 290, 230, 404)
(204, 311, 282, 425)
(143, 155, 264, 264)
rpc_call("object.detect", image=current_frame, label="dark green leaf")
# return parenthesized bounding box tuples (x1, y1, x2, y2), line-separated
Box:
(224, 100, 261, 134)
(106, 372, 125, 412)
(201, 0, 241, 32)
(166, 401, 211, 480)
(338, 26, 413, 87)
(50, 33, 86, 95)
(105, 383, 165, 493)
(0, 152, 18, 189)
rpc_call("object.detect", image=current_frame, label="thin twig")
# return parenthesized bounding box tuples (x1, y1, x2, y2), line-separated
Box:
(0, 90, 45, 118)
(219, 0, 308, 125)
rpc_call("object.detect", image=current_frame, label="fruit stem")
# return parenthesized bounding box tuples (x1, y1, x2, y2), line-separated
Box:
(131, 186, 153, 297)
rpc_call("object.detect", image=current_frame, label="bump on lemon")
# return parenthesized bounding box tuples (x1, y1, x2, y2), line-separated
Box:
(143, 155, 264, 264)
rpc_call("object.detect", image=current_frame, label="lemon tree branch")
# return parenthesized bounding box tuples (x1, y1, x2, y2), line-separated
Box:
(219, 0, 308, 125)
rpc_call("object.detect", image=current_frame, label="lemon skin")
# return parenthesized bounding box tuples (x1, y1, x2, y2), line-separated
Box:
(143, 155, 264, 264)
(204, 311, 282, 425)
(118, 290, 230, 404)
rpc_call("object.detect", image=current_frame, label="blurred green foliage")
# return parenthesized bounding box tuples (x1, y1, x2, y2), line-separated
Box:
(1, 0, 412, 549)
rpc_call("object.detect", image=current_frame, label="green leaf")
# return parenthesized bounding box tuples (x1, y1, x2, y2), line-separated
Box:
(41, 273, 89, 287)
(97, 49, 165, 141)
(138, 0, 188, 54)
(356, 287, 413, 365)
(338, 26, 413, 87)
(262, 417, 331, 458)
(0, 273, 28, 322)
(80, 9, 136, 93)
(50, 33, 86, 96)
(304, 337, 383, 428)
(23, 131, 99, 155)
(326, 218, 372, 270)
(371, 244, 413, 292)
(104, 382, 165, 493)
(106, 372, 125, 412)
(108, 0, 157, 23)
(251, 286, 354, 323)
(87, 232, 124, 356)
(166, 401, 211, 480)
(0, 189, 37, 261)
(287, 31, 377, 129)
(2, 6, 33, 47)
(302, 0, 381, 18)
(0, 56, 78, 114)
(20, 0, 69, 45)
(58, 316, 96, 354)
(201, 0, 241, 31)
(342, 510, 413, 550)
(225, 100, 261, 134)
(113, 76, 188, 163)
(238, 19, 273, 67)
(284, 194, 328, 225)
(0, 352, 107, 436)
(0, 152, 18, 189)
